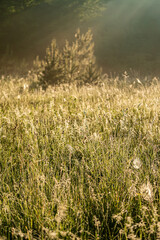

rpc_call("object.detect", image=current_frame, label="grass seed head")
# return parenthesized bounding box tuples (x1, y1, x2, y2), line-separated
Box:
(133, 157, 142, 169)
(140, 181, 153, 202)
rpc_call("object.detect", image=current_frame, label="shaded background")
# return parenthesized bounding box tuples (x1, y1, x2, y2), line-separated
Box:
(0, 0, 160, 75)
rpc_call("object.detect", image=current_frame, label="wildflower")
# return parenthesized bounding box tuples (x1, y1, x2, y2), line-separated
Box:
(17, 95, 21, 99)
(133, 158, 142, 169)
(140, 181, 153, 202)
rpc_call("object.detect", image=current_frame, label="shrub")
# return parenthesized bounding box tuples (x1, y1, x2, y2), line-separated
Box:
(34, 29, 102, 89)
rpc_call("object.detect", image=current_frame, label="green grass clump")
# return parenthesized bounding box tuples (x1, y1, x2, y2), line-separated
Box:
(0, 76, 159, 239)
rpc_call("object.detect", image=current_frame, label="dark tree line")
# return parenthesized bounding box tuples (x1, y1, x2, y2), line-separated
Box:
(0, 0, 42, 18)
(0, 0, 110, 20)
(0, 0, 111, 58)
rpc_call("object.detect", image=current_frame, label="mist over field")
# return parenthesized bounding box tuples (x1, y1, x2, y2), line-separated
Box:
(0, 0, 160, 74)
(95, 0, 160, 73)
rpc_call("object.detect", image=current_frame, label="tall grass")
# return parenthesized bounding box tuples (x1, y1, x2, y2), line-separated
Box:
(0, 76, 159, 239)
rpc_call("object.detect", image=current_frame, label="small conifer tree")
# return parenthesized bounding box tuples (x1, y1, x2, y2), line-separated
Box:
(33, 40, 63, 89)
(34, 29, 102, 88)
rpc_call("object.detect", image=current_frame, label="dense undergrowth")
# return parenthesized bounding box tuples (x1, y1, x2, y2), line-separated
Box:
(0, 75, 160, 239)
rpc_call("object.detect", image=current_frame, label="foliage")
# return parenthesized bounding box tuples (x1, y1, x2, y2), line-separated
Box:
(34, 29, 102, 88)
(0, 0, 109, 19)
(0, 0, 42, 18)
(0, 76, 160, 239)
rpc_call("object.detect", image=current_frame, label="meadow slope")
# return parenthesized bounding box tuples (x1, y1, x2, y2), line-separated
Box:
(0, 77, 160, 239)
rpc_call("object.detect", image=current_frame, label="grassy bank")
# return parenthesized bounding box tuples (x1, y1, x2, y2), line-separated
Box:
(0, 76, 160, 239)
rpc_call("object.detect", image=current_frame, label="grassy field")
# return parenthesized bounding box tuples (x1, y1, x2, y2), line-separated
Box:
(0, 76, 160, 239)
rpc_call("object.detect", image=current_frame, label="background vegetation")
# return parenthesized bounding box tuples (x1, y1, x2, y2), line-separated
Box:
(0, 0, 160, 75)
